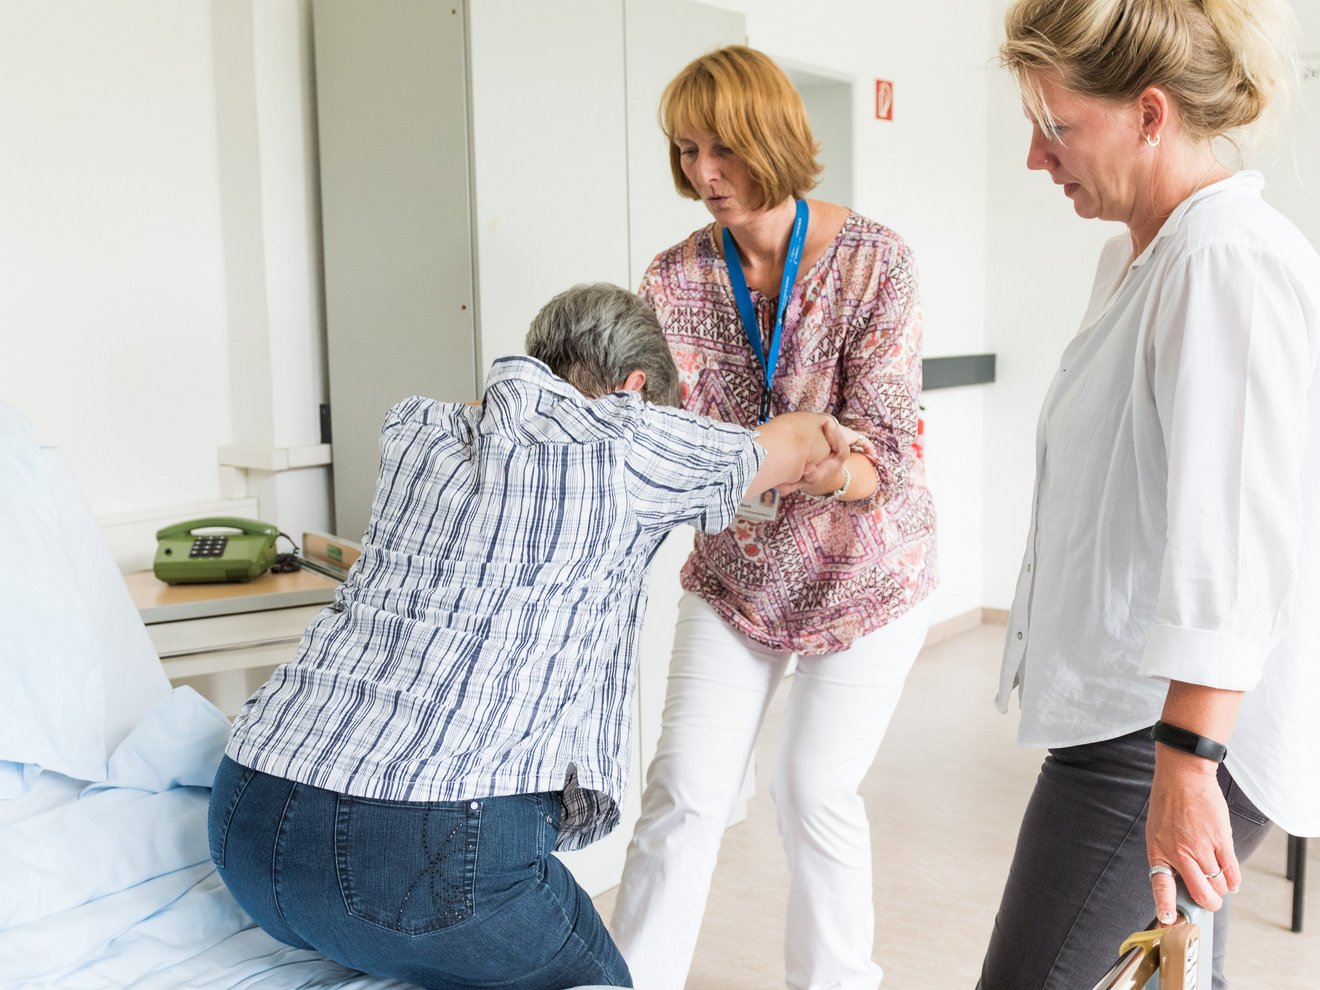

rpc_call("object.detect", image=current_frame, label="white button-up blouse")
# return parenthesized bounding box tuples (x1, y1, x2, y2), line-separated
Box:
(998, 172, 1320, 836)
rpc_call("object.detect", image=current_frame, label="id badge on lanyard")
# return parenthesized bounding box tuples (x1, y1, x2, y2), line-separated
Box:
(729, 198, 809, 523)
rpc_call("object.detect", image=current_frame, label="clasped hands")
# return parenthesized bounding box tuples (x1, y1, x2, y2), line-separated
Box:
(777, 416, 875, 497)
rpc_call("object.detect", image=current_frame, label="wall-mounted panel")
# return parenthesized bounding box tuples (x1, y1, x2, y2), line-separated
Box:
(467, 0, 633, 370)
(313, 0, 478, 540)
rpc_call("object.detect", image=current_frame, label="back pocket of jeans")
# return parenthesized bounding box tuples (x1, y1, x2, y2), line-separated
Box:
(335, 795, 479, 935)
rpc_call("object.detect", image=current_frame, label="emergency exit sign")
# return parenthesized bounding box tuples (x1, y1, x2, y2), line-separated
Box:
(875, 80, 894, 120)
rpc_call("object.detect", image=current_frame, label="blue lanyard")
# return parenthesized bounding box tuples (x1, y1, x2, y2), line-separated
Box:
(723, 198, 810, 424)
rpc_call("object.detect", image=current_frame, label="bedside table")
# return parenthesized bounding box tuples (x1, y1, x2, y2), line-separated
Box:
(124, 568, 341, 716)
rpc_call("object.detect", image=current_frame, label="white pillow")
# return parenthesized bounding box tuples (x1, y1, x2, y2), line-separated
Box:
(40, 449, 170, 751)
(0, 402, 107, 796)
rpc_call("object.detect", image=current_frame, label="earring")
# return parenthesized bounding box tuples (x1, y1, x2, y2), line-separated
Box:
(1145, 132, 1161, 148)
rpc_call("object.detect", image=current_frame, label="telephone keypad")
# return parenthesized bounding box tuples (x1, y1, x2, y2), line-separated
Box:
(189, 536, 229, 558)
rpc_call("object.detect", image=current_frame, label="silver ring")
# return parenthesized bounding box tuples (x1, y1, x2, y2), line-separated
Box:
(1205, 866, 1224, 880)
(1148, 864, 1175, 880)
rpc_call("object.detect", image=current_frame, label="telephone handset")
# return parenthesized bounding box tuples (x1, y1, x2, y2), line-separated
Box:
(153, 516, 280, 585)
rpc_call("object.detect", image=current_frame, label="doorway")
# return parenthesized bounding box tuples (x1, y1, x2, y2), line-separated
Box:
(783, 62, 855, 206)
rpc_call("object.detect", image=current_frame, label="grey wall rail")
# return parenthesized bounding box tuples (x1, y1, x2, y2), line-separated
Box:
(921, 353, 996, 391)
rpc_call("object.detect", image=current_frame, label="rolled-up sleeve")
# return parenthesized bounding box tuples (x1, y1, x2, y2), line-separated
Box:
(1139, 245, 1314, 689)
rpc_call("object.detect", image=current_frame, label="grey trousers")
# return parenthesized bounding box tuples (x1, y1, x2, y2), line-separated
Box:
(977, 728, 1273, 990)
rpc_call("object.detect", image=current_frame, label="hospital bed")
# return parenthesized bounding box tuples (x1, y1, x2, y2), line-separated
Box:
(0, 402, 412, 989)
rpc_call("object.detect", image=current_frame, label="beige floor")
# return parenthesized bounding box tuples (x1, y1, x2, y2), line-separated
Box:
(594, 622, 1319, 988)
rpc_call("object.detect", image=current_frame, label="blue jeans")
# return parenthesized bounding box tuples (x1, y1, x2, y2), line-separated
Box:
(209, 755, 632, 989)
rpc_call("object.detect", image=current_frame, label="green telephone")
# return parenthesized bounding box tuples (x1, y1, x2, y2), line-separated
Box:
(153, 517, 280, 585)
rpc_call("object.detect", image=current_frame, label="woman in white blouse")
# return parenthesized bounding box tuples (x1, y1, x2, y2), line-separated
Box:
(981, 2, 1320, 988)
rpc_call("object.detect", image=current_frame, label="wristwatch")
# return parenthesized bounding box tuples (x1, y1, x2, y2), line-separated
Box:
(1150, 721, 1228, 763)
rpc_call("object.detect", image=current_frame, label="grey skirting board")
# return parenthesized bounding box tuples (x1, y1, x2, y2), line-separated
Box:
(922, 354, 996, 391)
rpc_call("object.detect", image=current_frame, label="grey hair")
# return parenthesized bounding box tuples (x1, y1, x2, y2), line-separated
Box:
(525, 283, 681, 408)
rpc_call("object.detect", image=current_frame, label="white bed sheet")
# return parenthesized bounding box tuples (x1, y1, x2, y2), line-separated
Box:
(0, 688, 413, 990)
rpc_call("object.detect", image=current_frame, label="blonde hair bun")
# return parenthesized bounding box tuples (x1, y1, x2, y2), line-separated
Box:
(1001, 0, 1300, 141)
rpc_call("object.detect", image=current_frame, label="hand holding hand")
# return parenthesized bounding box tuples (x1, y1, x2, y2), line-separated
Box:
(844, 428, 876, 459)
(779, 416, 860, 496)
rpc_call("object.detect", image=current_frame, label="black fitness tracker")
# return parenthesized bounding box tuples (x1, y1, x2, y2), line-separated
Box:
(1151, 721, 1228, 763)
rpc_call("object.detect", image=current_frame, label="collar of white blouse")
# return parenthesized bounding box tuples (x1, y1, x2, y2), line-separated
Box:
(1079, 171, 1262, 338)
(1127, 170, 1260, 271)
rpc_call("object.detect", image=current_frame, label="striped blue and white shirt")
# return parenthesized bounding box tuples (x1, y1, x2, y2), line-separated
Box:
(226, 356, 761, 848)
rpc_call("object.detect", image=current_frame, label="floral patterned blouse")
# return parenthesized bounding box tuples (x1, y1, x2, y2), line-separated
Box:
(640, 211, 938, 654)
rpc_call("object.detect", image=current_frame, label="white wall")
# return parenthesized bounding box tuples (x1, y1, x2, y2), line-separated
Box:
(0, 0, 331, 553)
(1, 1, 232, 514)
(1260, 18, 1320, 253)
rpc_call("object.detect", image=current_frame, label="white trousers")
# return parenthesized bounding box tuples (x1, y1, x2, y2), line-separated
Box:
(611, 593, 931, 990)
